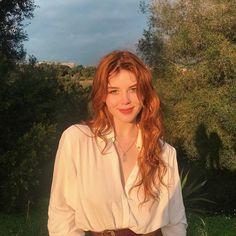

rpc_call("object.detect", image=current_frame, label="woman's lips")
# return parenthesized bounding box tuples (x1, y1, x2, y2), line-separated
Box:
(118, 108, 133, 114)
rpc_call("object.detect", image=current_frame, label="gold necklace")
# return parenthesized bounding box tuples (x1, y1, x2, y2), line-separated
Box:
(115, 132, 138, 162)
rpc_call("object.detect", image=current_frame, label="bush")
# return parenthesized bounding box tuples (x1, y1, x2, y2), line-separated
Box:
(0, 123, 56, 211)
(0, 63, 91, 212)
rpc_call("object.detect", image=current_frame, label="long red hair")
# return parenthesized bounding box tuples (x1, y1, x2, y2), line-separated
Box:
(87, 50, 166, 203)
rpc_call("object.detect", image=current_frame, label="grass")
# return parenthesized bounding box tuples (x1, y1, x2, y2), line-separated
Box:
(0, 212, 48, 236)
(0, 200, 235, 236)
(0, 199, 48, 236)
(187, 214, 236, 236)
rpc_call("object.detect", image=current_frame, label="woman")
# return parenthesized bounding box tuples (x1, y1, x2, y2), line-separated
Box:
(48, 50, 187, 236)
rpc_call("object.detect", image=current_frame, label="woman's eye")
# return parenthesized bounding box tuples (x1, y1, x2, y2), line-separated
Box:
(129, 87, 137, 93)
(108, 90, 119, 95)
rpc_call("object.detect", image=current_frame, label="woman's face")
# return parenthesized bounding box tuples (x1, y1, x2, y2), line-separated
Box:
(105, 69, 142, 126)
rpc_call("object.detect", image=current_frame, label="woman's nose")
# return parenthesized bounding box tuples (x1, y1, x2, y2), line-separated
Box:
(121, 92, 131, 104)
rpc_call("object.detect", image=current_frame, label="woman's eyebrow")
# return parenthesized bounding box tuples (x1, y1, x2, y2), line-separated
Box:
(129, 83, 137, 88)
(107, 83, 137, 89)
(107, 86, 119, 89)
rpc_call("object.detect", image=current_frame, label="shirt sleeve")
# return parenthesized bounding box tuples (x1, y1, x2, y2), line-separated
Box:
(48, 129, 85, 236)
(161, 147, 187, 236)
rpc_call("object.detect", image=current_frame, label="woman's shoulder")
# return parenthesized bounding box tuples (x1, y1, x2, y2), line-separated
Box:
(62, 124, 94, 140)
(161, 141, 177, 164)
(162, 141, 176, 152)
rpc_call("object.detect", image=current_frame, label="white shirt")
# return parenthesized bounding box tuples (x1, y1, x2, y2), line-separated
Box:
(48, 125, 187, 236)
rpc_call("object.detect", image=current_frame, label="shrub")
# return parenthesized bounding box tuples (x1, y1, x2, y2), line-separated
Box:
(0, 123, 56, 211)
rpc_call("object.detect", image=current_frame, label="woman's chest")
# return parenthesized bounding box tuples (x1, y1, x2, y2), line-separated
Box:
(75, 141, 130, 203)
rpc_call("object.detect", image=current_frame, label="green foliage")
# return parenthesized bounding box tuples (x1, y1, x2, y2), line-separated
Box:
(180, 169, 214, 215)
(0, 0, 36, 62)
(158, 74, 236, 212)
(80, 65, 96, 79)
(55, 72, 92, 129)
(0, 199, 49, 236)
(139, 0, 236, 82)
(187, 214, 236, 236)
(140, 0, 236, 170)
(204, 169, 236, 214)
(139, 0, 236, 214)
(0, 62, 91, 212)
(156, 75, 236, 170)
(0, 124, 56, 211)
(36, 63, 96, 81)
(137, 27, 164, 68)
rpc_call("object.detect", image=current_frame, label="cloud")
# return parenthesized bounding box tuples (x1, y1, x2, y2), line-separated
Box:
(24, 0, 147, 65)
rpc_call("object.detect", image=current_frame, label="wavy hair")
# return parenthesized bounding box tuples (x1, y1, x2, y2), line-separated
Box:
(87, 50, 166, 203)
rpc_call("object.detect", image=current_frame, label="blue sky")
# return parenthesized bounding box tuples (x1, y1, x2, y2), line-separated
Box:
(24, 0, 148, 65)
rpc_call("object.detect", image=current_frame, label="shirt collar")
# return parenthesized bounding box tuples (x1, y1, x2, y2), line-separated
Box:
(101, 126, 143, 151)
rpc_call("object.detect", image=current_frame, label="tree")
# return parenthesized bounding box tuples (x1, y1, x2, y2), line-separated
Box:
(137, 27, 164, 69)
(0, 63, 91, 211)
(139, 0, 236, 81)
(0, 0, 36, 62)
(138, 0, 236, 214)
(138, 0, 236, 170)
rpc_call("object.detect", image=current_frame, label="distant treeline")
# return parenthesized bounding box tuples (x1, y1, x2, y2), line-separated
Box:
(36, 62, 96, 81)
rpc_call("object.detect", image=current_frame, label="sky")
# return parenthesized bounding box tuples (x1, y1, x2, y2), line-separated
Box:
(24, 0, 148, 66)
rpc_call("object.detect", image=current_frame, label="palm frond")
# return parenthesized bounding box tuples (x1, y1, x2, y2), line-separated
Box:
(180, 168, 215, 215)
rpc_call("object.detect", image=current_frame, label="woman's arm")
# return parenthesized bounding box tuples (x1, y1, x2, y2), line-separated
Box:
(48, 129, 84, 236)
(161, 147, 187, 236)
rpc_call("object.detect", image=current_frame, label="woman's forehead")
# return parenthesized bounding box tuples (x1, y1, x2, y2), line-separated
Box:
(107, 70, 137, 85)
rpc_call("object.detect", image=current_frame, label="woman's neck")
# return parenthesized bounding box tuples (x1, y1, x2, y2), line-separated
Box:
(114, 121, 138, 139)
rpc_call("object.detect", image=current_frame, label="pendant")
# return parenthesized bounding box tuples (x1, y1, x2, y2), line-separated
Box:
(122, 153, 127, 162)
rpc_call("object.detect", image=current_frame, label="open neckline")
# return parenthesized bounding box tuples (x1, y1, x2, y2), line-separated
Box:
(112, 141, 139, 190)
